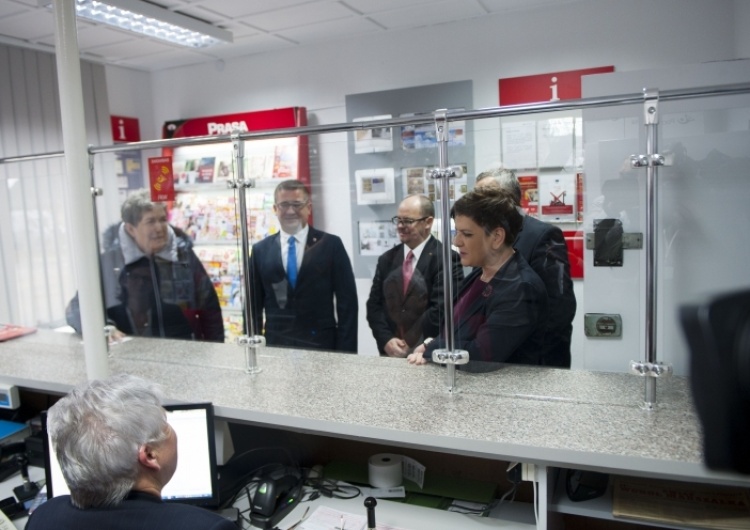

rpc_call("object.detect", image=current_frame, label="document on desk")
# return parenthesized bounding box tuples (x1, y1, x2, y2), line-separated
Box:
(0, 509, 14, 530)
(298, 506, 409, 530)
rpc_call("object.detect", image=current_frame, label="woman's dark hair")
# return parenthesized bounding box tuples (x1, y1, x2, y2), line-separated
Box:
(451, 187, 523, 245)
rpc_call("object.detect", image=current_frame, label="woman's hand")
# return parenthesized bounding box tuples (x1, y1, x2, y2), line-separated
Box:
(407, 343, 428, 365)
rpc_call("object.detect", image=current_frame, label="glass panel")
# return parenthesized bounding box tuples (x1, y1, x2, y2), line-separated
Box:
(63, 84, 750, 383)
(0, 156, 74, 328)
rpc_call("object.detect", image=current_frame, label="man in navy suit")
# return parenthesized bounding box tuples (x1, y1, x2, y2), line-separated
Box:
(26, 374, 235, 530)
(249, 180, 358, 352)
(476, 168, 577, 368)
(366, 195, 463, 357)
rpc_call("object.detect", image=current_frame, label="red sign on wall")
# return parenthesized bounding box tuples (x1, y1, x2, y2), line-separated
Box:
(162, 107, 307, 139)
(110, 115, 141, 143)
(148, 156, 175, 202)
(499, 66, 614, 106)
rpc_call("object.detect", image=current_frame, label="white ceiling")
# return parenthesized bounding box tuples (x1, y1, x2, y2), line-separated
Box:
(0, 0, 582, 71)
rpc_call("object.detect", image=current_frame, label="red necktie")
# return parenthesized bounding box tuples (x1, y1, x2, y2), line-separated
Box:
(402, 250, 414, 295)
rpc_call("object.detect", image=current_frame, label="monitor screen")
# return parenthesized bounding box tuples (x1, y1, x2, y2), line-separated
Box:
(43, 402, 220, 507)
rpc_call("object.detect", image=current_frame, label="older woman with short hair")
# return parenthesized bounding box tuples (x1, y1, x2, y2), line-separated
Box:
(408, 186, 548, 365)
(66, 189, 224, 342)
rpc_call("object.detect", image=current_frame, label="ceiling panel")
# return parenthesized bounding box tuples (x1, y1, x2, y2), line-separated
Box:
(242, 2, 357, 32)
(278, 16, 382, 45)
(0, 0, 586, 71)
(368, 0, 487, 31)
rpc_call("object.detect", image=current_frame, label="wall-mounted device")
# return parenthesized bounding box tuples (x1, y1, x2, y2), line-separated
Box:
(584, 313, 622, 338)
(250, 467, 303, 529)
(0, 383, 20, 409)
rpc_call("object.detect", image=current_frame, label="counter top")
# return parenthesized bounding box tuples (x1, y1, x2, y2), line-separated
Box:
(1, 330, 747, 488)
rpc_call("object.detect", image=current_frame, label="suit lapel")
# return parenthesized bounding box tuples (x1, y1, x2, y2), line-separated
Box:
(297, 227, 322, 284)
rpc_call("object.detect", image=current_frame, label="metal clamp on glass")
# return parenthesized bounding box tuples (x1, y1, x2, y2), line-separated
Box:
(629, 360, 673, 377)
(238, 335, 265, 374)
(432, 348, 470, 365)
(630, 153, 667, 168)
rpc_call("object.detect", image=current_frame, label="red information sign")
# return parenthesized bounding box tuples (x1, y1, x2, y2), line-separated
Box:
(110, 115, 141, 143)
(148, 156, 175, 202)
(499, 66, 614, 106)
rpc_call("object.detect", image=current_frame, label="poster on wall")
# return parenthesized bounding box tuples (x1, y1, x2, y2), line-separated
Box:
(148, 156, 175, 202)
(539, 173, 576, 222)
(400, 113, 466, 150)
(501, 121, 537, 169)
(359, 221, 399, 256)
(355, 168, 396, 205)
(403, 167, 427, 195)
(353, 115, 393, 154)
(517, 174, 539, 217)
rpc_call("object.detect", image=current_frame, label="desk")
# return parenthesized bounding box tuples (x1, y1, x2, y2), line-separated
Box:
(1, 330, 749, 530)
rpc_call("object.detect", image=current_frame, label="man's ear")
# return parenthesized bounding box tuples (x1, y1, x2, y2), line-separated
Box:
(138, 443, 161, 471)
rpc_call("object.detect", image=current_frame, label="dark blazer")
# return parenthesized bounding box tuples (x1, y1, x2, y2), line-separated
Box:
(514, 215, 576, 368)
(426, 254, 547, 365)
(366, 237, 463, 355)
(249, 226, 358, 352)
(26, 491, 236, 530)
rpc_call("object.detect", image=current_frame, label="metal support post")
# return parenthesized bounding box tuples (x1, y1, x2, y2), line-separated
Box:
(427, 110, 468, 393)
(229, 132, 263, 374)
(629, 89, 672, 408)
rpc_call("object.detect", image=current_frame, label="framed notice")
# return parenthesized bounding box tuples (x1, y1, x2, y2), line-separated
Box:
(539, 172, 576, 222)
(402, 167, 427, 195)
(359, 221, 399, 256)
(537, 117, 574, 168)
(355, 168, 395, 205)
(353, 115, 394, 154)
(517, 174, 539, 217)
(501, 121, 537, 169)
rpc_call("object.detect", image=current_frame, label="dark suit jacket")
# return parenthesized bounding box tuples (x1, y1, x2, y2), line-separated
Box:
(514, 215, 577, 368)
(26, 491, 236, 530)
(366, 237, 463, 355)
(249, 227, 358, 352)
(426, 254, 547, 365)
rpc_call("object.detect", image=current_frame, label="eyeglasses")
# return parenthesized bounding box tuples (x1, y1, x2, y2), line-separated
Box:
(275, 201, 309, 211)
(391, 216, 428, 226)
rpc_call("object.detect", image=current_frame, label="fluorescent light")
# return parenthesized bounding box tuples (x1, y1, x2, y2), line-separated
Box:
(41, 0, 233, 48)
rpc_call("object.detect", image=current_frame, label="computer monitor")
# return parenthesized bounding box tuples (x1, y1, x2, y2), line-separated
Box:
(43, 402, 220, 507)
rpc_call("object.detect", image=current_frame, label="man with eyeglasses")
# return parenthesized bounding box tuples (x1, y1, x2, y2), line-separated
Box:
(249, 180, 358, 352)
(366, 194, 463, 357)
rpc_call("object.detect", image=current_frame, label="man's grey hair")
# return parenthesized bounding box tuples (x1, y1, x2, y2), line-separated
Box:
(475, 168, 521, 205)
(47, 373, 169, 508)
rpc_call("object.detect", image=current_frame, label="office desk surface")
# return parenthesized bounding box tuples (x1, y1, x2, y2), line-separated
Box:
(0, 330, 747, 489)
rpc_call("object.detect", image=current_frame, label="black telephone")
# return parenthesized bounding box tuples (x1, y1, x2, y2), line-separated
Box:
(250, 467, 302, 529)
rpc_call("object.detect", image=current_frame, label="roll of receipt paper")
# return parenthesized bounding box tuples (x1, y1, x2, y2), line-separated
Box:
(368, 453, 403, 488)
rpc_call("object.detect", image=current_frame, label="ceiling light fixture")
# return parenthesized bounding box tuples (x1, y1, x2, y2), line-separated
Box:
(40, 0, 233, 48)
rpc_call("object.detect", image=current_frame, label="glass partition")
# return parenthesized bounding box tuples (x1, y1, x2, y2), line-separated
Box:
(0, 155, 75, 328)
(33, 82, 749, 380)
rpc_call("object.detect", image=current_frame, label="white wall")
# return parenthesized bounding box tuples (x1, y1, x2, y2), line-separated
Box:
(104, 0, 746, 366)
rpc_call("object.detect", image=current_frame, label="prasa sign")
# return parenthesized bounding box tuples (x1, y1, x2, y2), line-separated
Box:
(162, 108, 306, 139)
